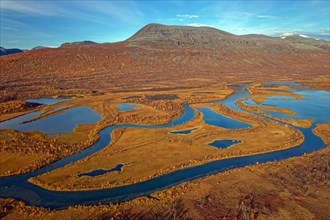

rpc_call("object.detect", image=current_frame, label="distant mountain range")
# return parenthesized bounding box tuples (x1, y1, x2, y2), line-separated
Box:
(0, 47, 25, 56)
(127, 24, 328, 51)
(32, 46, 49, 50)
(0, 41, 98, 56)
(1, 28, 327, 56)
(60, 41, 98, 47)
(0, 23, 329, 95)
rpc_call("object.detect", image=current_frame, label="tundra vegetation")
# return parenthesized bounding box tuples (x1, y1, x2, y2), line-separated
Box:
(0, 123, 329, 219)
(0, 24, 329, 219)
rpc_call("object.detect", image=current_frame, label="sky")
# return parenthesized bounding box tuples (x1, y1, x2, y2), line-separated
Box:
(1, 0, 329, 49)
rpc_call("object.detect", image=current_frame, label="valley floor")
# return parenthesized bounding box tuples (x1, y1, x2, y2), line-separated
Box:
(0, 79, 329, 219)
(1, 123, 329, 220)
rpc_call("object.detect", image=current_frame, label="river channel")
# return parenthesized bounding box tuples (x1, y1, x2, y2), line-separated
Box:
(0, 83, 329, 209)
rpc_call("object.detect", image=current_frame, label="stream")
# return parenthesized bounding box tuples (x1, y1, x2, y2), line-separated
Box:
(0, 83, 329, 209)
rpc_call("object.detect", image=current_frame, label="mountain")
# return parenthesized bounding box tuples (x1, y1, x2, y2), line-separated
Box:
(0, 24, 329, 100)
(32, 46, 49, 50)
(60, 41, 98, 47)
(0, 47, 25, 56)
(127, 24, 328, 52)
(241, 34, 274, 39)
(128, 23, 235, 46)
(279, 34, 329, 52)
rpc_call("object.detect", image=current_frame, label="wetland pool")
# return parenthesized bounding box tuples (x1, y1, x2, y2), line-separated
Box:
(0, 98, 101, 134)
(244, 88, 330, 123)
(170, 128, 197, 134)
(209, 140, 241, 149)
(116, 104, 139, 112)
(26, 97, 72, 105)
(198, 107, 251, 129)
(78, 164, 124, 177)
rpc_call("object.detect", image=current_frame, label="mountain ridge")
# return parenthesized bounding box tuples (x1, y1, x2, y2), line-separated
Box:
(60, 41, 98, 47)
(0, 47, 25, 56)
(0, 23, 329, 100)
(127, 23, 250, 47)
(2, 24, 328, 52)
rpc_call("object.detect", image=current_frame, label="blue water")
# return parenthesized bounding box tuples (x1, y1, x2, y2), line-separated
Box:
(213, 84, 250, 111)
(242, 96, 295, 107)
(198, 107, 251, 129)
(170, 128, 197, 134)
(262, 110, 288, 118)
(244, 87, 330, 123)
(45, 106, 70, 114)
(117, 104, 139, 112)
(26, 98, 72, 105)
(0, 83, 329, 209)
(209, 140, 241, 149)
(78, 164, 124, 177)
(265, 81, 301, 87)
(0, 107, 102, 134)
(267, 95, 295, 100)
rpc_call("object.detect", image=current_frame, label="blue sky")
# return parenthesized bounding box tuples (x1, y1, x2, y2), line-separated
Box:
(1, 0, 329, 49)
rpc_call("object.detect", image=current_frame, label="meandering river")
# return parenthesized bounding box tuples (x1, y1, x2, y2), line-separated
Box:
(0, 83, 329, 209)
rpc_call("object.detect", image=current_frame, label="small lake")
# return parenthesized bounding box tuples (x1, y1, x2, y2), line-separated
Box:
(117, 104, 139, 112)
(198, 108, 251, 129)
(26, 97, 72, 105)
(209, 140, 241, 149)
(244, 86, 330, 123)
(78, 164, 124, 177)
(0, 106, 101, 134)
(170, 128, 197, 135)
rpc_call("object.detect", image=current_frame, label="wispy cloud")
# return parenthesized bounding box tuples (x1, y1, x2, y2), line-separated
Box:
(1, 1, 64, 16)
(1, 1, 145, 25)
(79, 1, 144, 25)
(1, 0, 102, 25)
(240, 12, 273, 19)
(187, 23, 214, 28)
(176, 14, 199, 19)
(0, 18, 27, 31)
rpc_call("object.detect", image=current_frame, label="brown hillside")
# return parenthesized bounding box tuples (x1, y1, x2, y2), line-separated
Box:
(0, 24, 329, 101)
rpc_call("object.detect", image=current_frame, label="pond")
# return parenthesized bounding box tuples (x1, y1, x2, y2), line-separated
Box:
(198, 107, 251, 129)
(244, 86, 330, 123)
(116, 104, 139, 112)
(26, 97, 72, 105)
(170, 128, 197, 134)
(209, 140, 241, 149)
(78, 164, 124, 177)
(0, 106, 101, 135)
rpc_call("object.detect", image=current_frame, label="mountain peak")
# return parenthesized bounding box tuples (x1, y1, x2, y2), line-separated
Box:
(127, 23, 236, 46)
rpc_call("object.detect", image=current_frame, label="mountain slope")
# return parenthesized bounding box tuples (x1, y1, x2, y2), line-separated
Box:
(128, 23, 237, 46)
(0, 24, 329, 100)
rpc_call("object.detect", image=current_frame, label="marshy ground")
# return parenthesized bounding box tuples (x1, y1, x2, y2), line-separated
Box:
(0, 79, 329, 219)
